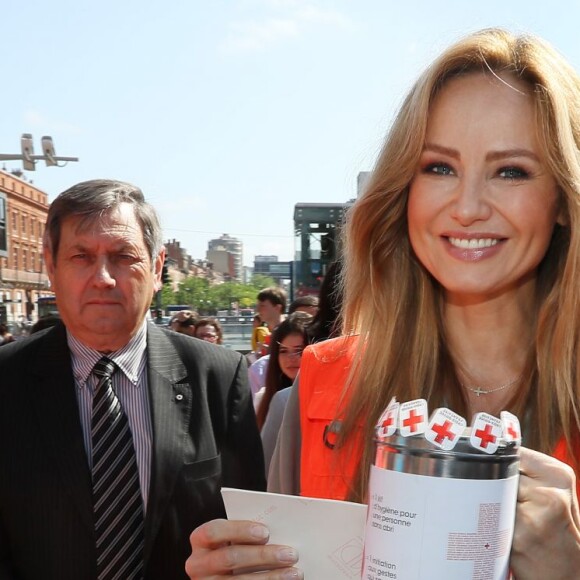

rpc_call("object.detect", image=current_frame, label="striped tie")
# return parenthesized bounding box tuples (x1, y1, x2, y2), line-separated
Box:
(91, 357, 144, 580)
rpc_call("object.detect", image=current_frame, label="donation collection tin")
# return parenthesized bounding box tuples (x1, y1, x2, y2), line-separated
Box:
(362, 399, 521, 580)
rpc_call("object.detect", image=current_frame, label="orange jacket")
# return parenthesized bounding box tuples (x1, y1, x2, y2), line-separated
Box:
(299, 336, 360, 500)
(299, 336, 580, 500)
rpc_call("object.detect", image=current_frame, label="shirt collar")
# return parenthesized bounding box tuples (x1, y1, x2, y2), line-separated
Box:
(68, 319, 148, 388)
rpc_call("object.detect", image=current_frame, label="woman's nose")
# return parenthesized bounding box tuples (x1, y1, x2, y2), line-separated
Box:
(450, 176, 492, 225)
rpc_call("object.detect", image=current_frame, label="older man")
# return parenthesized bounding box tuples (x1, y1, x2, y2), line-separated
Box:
(0, 179, 265, 580)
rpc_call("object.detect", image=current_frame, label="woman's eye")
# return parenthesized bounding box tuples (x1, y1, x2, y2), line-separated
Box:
(499, 166, 529, 180)
(424, 163, 454, 176)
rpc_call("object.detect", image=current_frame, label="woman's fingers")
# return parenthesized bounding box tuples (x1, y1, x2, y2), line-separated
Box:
(511, 447, 580, 579)
(518, 446, 580, 526)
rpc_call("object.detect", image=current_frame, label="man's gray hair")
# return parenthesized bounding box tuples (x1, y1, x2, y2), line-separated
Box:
(44, 179, 164, 264)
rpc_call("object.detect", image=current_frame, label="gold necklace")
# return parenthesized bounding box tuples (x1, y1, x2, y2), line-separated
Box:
(462, 374, 523, 397)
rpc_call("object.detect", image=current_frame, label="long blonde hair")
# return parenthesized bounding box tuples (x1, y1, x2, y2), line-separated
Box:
(338, 28, 580, 501)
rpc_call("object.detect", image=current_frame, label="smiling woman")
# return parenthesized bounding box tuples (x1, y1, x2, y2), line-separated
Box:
(185, 28, 580, 580)
(407, 71, 562, 300)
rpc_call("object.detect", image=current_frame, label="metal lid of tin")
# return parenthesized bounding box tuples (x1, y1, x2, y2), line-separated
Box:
(375, 429, 519, 459)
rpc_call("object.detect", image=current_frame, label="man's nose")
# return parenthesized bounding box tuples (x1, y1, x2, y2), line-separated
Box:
(92, 259, 116, 286)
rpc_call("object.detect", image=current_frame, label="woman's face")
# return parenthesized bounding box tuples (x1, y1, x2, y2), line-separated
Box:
(407, 72, 563, 302)
(277, 332, 306, 381)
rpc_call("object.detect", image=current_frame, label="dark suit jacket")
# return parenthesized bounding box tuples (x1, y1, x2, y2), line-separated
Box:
(0, 321, 266, 579)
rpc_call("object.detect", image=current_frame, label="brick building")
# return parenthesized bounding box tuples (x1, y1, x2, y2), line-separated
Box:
(0, 169, 51, 327)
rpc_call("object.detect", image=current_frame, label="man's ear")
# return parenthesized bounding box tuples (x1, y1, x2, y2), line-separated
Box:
(43, 245, 56, 287)
(153, 248, 166, 292)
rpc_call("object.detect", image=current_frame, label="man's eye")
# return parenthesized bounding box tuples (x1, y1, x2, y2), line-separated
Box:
(115, 254, 137, 263)
(499, 166, 529, 180)
(424, 163, 454, 176)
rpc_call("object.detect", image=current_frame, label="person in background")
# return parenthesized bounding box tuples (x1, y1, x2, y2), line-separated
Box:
(248, 288, 288, 396)
(248, 294, 322, 398)
(306, 260, 343, 344)
(169, 309, 197, 336)
(256, 286, 287, 356)
(250, 313, 270, 354)
(194, 317, 223, 345)
(255, 312, 312, 475)
(186, 28, 580, 579)
(0, 324, 15, 346)
(0, 179, 265, 579)
(288, 295, 319, 317)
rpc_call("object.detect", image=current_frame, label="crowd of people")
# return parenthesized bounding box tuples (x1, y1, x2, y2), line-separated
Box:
(1, 26, 580, 580)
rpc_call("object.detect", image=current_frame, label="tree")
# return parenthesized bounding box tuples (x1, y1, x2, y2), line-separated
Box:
(250, 274, 277, 289)
(174, 277, 214, 314)
(152, 273, 284, 315)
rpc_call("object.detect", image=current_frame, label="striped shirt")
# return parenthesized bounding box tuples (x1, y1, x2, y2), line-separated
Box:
(68, 319, 153, 510)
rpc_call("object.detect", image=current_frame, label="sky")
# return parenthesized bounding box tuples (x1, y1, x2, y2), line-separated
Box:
(3, 0, 580, 266)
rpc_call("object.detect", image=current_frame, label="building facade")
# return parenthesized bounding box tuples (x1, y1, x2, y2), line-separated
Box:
(164, 238, 224, 288)
(0, 169, 51, 328)
(253, 255, 291, 285)
(293, 202, 350, 295)
(206, 234, 243, 281)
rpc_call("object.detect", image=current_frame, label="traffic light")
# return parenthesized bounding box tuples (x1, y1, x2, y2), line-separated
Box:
(162, 260, 170, 285)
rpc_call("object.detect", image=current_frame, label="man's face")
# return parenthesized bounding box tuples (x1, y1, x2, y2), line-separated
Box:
(257, 299, 281, 324)
(44, 203, 163, 352)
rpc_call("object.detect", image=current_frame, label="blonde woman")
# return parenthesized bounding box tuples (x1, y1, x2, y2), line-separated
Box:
(186, 28, 580, 579)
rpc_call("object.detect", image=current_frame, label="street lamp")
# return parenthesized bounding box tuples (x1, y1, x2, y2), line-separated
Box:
(0, 134, 78, 170)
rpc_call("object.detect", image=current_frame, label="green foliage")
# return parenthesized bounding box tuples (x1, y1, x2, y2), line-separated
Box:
(155, 274, 280, 314)
(251, 274, 277, 288)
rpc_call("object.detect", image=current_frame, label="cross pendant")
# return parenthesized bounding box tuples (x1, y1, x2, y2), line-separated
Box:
(474, 387, 485, 397)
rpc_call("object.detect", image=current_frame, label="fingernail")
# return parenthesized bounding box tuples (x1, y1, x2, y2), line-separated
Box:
(282, 570, 303, 579)
(250, 524, 269, 540)
(277, 548, 298, 564)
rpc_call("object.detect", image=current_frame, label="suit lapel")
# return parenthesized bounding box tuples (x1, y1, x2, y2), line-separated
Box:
(143, 324, 190, 563)
(31, 323, 94, 531)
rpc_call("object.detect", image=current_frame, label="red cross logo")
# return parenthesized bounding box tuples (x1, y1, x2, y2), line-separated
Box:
(474, 424, 497, 449)
(506, 422, 518, 440)
(403, 409, 423, 433)
(381, 415, 394, 430)
(447, 503, 510, 580)
(431, 420, 456, 444)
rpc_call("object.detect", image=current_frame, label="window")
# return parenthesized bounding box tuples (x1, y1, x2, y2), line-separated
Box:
(21, 215, 27, 235)
(12, 211, 17, 232)
(22, 249, 27, 271)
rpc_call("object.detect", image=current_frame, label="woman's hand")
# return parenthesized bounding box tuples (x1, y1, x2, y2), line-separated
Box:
(511, 447, 580, 579)
(185, 519, 303, 579)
